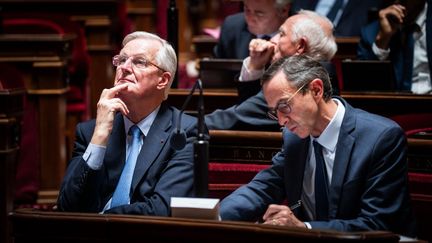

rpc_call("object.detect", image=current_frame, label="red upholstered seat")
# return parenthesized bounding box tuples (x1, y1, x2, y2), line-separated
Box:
(208, 162, 269, 199)
(391, 113, 432, 136)
(3, 18, 65, 34)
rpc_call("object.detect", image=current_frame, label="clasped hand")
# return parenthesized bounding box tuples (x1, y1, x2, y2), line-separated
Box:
(262, 204, 306, 228)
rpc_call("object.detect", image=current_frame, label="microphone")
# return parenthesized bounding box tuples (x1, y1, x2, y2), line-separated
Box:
(170, 79, 208, 197)
(170, 79, 199, 150)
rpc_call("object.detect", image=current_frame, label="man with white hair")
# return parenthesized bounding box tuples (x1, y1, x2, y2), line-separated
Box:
(57, 31, 201, 215)
(206, 10, 338, 131)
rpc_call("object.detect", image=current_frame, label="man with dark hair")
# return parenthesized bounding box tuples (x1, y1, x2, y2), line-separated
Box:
(220, 55, 416, 237)
(214, 0, 290, 59)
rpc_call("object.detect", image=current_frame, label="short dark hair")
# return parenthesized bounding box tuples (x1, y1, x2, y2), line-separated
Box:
(261, 55, 333, 100)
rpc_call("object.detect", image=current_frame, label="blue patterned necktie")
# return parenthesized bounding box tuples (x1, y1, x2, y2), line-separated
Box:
(111, 125, 142, 208)
(313, 141, 329, 220)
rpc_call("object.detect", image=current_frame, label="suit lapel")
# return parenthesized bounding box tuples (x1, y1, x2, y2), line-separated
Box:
(131, 104, 172, 192)
(328, 98, 356, 218)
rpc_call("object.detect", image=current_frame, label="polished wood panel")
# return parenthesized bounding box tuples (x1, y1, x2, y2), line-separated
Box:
(10, 208, 407, 243)
(0, 88, 25, 243)
(0, 34, 75, 202)
(167, 89, 432, 119)
(168, 88, 238, 113)
(0, 0, 121, 117)
(209, 130, 282, 164)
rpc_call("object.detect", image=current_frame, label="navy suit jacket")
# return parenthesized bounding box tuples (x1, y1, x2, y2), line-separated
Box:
(213, 13, 255, 59)
(358, 15, 432, 91)
(290, 0, 382, 37)
(57, 103, 199, 216)
(220, 97, 416, 237)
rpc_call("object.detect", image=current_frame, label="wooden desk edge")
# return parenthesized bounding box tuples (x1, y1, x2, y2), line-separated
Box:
(10, 208, 404, 241)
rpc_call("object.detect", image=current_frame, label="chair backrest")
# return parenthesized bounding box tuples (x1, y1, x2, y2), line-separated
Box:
(199, 58, 243, 88)
(2, 17, 91, 106)
(391, 113, 432, 135)
(341, 59, 397, 91)
(3, 18, 65, 34)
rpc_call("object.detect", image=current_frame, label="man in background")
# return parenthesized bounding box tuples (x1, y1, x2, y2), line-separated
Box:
(205, 10, 338, 131)
(358, 0, 431, 94)
(290, 0, 383, 37)
(214, 0, 290, 59)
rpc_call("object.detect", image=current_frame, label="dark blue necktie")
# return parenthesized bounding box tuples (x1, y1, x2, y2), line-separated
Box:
(111, 125, 142, 207)
(313, 141, 329, 220)
(327, 0, 343, 23)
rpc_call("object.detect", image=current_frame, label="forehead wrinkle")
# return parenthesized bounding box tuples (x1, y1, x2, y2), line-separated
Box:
(121, 39, 160, 60)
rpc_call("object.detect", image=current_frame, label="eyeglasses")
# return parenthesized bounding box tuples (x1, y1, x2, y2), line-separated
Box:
(267, 82, 309, 121)
(112, 54, 166, 72)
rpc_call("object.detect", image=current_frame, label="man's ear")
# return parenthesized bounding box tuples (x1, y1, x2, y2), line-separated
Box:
(309, 79, 324, 101)
(157, 72, 171, 90)
(296, 37, 308, 55)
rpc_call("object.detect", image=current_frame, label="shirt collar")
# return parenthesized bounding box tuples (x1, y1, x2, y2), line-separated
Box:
(313, 98, 345, 152)
(123, 105, 160, 136)
(415, 3, 427, 29)
(256, 31, 278, 39)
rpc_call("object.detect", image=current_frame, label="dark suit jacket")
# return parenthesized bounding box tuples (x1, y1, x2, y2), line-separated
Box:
(220, 97, 416, 237)
(358, 15, 432, 91)
(205, 62, 339, 131)
(213, 13, 255, 59)
(290, 0, 382, 37)
(57, 103, 199, 216)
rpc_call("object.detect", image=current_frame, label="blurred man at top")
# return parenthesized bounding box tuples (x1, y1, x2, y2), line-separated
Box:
(214, 0, 291, 59)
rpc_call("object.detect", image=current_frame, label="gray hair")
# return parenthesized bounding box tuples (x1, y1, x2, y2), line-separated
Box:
(123, 31, 177, 99)
(261, 55, 333, 100)
(291, 10, 337, 61)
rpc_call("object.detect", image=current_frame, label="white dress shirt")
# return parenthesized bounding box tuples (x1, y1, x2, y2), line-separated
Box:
(302, 98, 346, 223)
(372, 3, 430, 94)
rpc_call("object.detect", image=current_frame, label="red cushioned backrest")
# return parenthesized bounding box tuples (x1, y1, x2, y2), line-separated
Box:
(2, 16, 91, 106)
(391, 113, 432, 134)
(3, 18, 65, 34)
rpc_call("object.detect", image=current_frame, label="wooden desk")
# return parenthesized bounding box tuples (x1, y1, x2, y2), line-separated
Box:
(334, 37, 359, 60)
(168, 89, 432, 119)
(192, 35, 218, 58)
(340, 92, 432, 118)
(10, 208, 410, 243)
(168, 88, 238, 113)
(0, 34, 75, 203)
